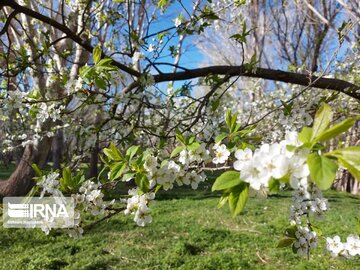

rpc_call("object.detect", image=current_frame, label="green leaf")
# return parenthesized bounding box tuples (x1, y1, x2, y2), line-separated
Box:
(211, 99, 220, 111)
(225, 110, 232, 130)
(93, 45, 101, 64)
(311, 225, 323, 237)
(103, 143, 122, 161)
(268, 178, 280, 193)
(315, 118, 356, 142)
(277, 238, 295, 248)
(170, 146, 186, 158)
(157, 0, 169, 8)
(311, 103, 333, 141)
(187, 142, 200, 151)
(215, 133, 227, 144)
(186, 135, 196, 145)
(217, 192, 229, 208)
(326, 147, 360, 180)
(122, 172, 135, 182)
(97, 58, 113, 67)
(95, 77, 107, 89)
(62, 167, 72, 185)
(175, 130, 186, 145)
(284, 225, 297, 238)
(212, 171, 242, 191)
(307, 153, 338, 190)
(110, 162, 127, 180)
(135, 174, 149, 192)
(31, 164, 43, 177)
(80, 65, 93, 80)
(228, 182, 249, 217)
(299, 127, 313, 144)
(126, 145, 140, 161)
(230, 112, 238, 133)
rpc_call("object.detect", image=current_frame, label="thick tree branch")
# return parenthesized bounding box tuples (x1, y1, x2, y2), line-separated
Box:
(153, 66, 360, 100)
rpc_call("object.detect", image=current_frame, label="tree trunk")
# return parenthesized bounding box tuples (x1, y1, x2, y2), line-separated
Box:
(52, 129, 64, 171)
(87, 137, 99, 179)
(0, 136, 51, 197)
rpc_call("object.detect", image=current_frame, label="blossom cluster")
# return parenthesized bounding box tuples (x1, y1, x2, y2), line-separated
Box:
(124, 188, 155, 227)
(68, 180, 114, 238)
(326, 235, 360, 258)
(233, 131, 308, 191)
(179, 143, 212, 165)
(36, 103, 65, 123)
(37, 172, 62, 198)
(289, 179, 328, 226)
(74, 180, 112, 216)
(293, 226, 318, 256)
(144, 154, 206, 191)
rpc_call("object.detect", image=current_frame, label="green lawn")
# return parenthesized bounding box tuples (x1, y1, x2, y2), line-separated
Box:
(0, 169, 359, 269)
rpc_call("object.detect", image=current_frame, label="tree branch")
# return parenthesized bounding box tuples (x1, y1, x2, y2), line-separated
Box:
(153, 66, 360, 100)
(0, 9, 18, 36)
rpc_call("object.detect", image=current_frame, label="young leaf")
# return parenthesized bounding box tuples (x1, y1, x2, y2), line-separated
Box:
(228, 182, 249, 217)
(215, 133, 227, 144)
(62, 167, 72, 186)
(95, 77, 107, 90)
(126, 145, 140, 161)
(326, 147, 360, 180)
(268, 178, 280, 193)
(93, 45, 102, 64)
(157, 0, 169, 8)
(311, 103, 333, 141)
(230, 112, 238, 133)
(277, 238, 295, 248)
(135, 174, 149, 192)
(217, 192, 230, 208)
(187, 142, 200, 151)
(175, 130, 186, 145)
(31, 164, 43, 177)
(212, 171, 242, 191)
(314, 118, 356, 142)
(122, 172, 135, 182)
(284, 225, 297, 238)
(225, 110, 232, 130)
(298, 127, 313, 144)
(307, 153, 338, 190)
(170, 146, 186, 158)
(97, 58, 113, 67)
(110, 162, 127, 180)
(103, 143, 122, 161)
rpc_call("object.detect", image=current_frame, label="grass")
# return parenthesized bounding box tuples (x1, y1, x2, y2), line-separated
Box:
(0, 168, 359, 269)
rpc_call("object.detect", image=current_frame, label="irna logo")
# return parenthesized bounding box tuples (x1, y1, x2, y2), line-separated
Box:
(3, 197, 74, 228)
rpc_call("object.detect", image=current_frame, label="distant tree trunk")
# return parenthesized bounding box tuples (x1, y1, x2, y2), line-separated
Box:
(87, 135, 99, 179)
(52, 130, 64, 171)
(0, 136, 51, 197)
(333, 124, 360, 195)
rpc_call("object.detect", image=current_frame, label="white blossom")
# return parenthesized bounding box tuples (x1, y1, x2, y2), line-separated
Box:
(212, 144, 230, 164)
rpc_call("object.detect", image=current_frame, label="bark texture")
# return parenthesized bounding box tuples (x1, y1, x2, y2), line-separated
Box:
(0, 137, 51, 197)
